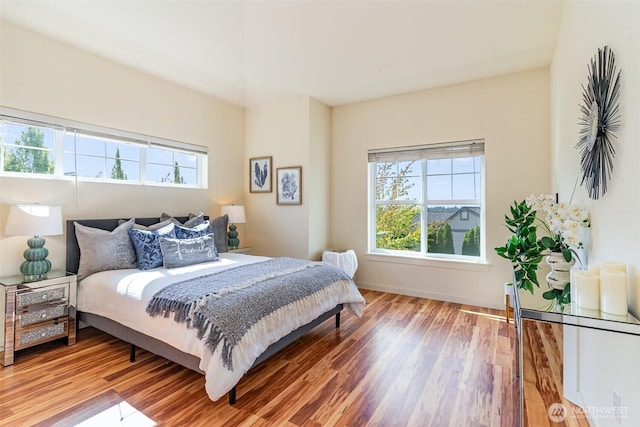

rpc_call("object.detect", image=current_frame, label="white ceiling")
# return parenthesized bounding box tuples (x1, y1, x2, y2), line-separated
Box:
(0, 0, 564, 107)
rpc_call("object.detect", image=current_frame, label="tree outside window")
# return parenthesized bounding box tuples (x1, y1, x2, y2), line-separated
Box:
(3, 127, 54, 174)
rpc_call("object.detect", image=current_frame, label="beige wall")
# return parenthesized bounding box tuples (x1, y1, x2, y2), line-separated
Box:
(331, 68, 551, 309)
(0, 21, 245, 277)
(307, 98, 331, 259)
(551, 1, 640, 423)
(552, 1, 640, 318)
(244, 95, 330, 260)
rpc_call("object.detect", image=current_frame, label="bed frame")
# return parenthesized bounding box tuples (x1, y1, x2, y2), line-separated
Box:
(66, 217, 343, 404)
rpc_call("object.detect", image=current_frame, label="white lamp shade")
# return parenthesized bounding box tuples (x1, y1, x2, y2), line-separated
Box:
(221, 205, 246, 224)
(5, 204, 63, 236)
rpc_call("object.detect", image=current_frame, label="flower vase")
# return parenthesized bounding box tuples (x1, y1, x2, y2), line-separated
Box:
(545, 251, 575, 290)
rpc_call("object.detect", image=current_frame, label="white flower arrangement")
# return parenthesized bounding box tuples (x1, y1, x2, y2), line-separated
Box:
(525, 194, 590, 259)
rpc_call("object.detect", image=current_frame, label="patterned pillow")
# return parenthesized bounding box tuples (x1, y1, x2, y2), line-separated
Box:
(175, 220, 213, 239)
(129, 222, 176, 270)
(159, 234, 219, 268)
(74, 218, 137, 281)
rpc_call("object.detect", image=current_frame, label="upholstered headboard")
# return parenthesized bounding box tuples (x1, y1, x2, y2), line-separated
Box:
(66, 216, 193, 274)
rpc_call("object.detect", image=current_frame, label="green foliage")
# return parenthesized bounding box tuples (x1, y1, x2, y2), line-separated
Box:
(462, 226, 480, 256)
(427, 221, 454, 254)
(542, 283, 571, 308)
(110, 148, 128, 180)
(3, 127, 54, 174)
(539, 236, 572, 262)
(173, 161, 184, 184)
(375, 160, 420, 251)
(375, 161, 415, 200)
(376, 205, 421, 251)
(494, 200, 544, 294)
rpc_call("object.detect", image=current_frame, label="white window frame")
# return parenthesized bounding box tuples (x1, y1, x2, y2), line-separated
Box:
(368, 139, 485, 263)
(0, 107, 208, 188)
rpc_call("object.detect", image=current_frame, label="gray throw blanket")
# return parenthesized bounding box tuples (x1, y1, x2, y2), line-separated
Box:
(146, 257, 350, 370)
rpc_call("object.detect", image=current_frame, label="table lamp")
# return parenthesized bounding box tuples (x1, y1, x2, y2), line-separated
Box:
(5, 204, 63, 282)
(221, 205, 246, 250)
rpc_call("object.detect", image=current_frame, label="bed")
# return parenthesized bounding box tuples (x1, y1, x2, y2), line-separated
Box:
(66, 216, 365, 404)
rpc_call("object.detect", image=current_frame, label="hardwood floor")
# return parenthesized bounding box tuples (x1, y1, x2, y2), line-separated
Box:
(0, 289, 518, 426)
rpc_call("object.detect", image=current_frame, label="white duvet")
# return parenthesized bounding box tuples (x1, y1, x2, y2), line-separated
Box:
(77, 253, 366, 401)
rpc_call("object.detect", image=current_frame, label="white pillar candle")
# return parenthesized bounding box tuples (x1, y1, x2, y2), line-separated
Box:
(588, 263, 601, 274)
(599, 270, 628, 316)
(601, 262, 627, 273)
(570, 269, 580, 306)
(575, 271, 600, 310)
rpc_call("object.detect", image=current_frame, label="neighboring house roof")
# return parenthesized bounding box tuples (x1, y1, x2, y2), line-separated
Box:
(426, 208, 457, 224)
(424, 206, 480, 224)
(447, 206, 480, 221)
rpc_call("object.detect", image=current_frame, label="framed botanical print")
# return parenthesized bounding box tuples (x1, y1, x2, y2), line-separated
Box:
(249, 156, 272, 193)
(277, 166, 302, 205)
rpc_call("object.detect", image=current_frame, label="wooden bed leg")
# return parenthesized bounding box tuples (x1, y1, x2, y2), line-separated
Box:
(228, 387, 237, 405)
(335, 312, 341, 328)
(130, 344, 136, 362)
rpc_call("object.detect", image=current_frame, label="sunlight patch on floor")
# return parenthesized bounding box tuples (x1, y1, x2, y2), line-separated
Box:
(74, 401, 156, 427)
(458, 309, 506, 322)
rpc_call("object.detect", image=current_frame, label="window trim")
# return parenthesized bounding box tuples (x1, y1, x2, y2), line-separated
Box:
(368, 139, 485, 263)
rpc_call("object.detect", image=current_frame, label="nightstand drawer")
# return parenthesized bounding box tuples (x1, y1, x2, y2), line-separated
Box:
(16, 283, 68, 308)
(17, 303, 68, 328)
(15, 320, 68, 351)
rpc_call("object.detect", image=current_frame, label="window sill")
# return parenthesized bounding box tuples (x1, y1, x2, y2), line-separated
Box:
(365, 251, 490, 273)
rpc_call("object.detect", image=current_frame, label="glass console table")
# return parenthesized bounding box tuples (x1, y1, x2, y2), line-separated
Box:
(513, 287, 640, 426)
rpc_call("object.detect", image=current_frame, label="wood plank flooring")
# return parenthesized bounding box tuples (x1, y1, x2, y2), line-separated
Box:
(0, 289, 555, 426)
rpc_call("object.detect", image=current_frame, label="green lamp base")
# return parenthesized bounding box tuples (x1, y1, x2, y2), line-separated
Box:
(20, 236, 52, 282)
(228, 224, 240, 250)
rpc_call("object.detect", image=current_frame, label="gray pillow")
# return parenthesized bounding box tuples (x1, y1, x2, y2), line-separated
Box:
(160, 212, 205, 228)
(118, 218, 174, 231)
(159, 234, 219, 268)
(74, 218, 137, 281)
(211, 214, 228, 253)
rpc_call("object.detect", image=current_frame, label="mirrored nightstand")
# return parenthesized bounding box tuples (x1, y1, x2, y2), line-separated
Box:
(1, 271, 77, 366)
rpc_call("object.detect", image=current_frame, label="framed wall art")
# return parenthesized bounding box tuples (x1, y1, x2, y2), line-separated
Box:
(276, 166, 302, 205)
(249, 156, 272, 193)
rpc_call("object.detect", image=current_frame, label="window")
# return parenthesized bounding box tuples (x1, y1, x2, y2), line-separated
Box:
(1, 121, 57, 175)
(64, 132, 142, 180)
(368, 140, 484, 261)
(1, 107, 207, 187)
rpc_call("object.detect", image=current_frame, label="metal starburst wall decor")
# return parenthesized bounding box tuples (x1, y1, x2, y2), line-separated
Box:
(576, 45, 622, 200)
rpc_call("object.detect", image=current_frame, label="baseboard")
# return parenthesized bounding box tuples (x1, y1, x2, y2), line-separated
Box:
(356, 280, 504, 310)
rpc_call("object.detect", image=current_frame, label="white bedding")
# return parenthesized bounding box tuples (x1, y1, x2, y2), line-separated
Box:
(77, 253, 365, 401)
